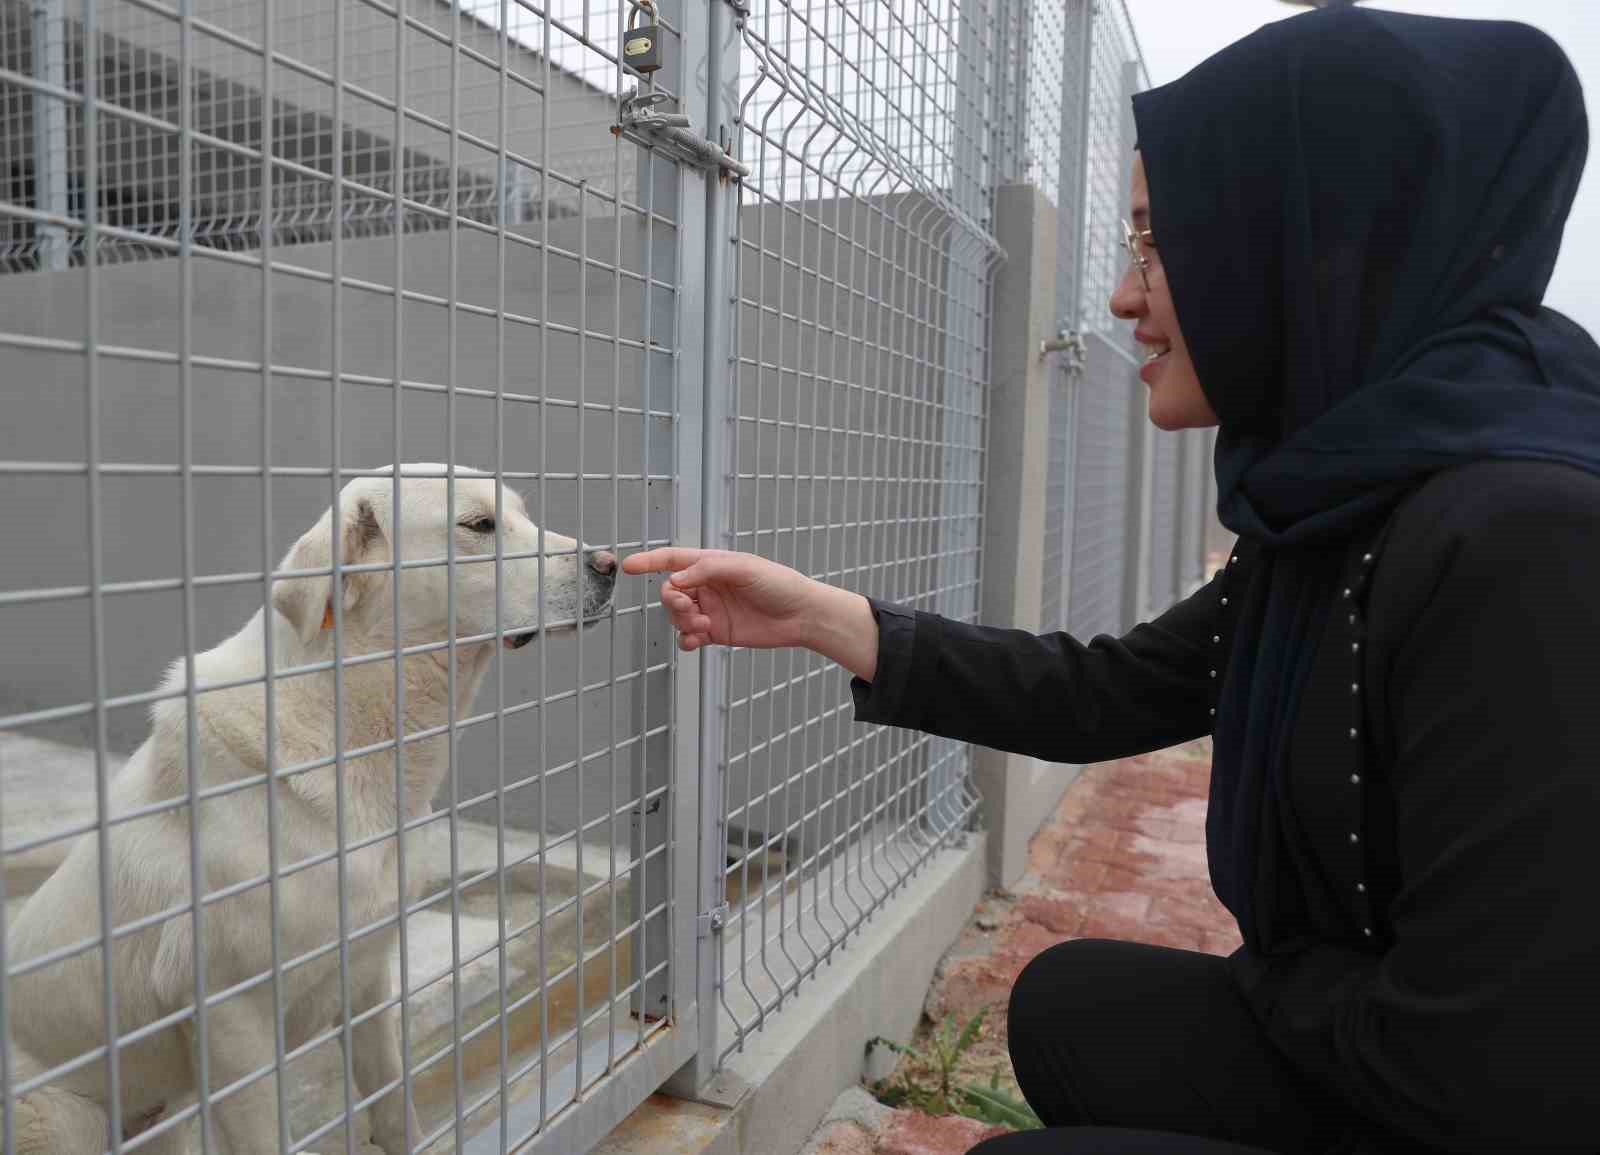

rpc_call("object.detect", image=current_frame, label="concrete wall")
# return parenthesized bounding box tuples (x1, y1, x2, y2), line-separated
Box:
(0, 199, 678, 840)
(0, 184, 951, 851)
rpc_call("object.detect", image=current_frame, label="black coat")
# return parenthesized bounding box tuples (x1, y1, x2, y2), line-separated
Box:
(851, 459, 1600, 1152)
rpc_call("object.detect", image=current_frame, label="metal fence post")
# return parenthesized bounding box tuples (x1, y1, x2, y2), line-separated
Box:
(632, 9, 689, 1042)
(1046, 0, 1094, 632)
(27, 0, 67, 270)
(1060, 0, 1094, 338)
(662, 0, 738, 1098)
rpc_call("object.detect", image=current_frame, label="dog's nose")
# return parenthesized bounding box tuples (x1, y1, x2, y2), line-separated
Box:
(587, 549, 617, 576)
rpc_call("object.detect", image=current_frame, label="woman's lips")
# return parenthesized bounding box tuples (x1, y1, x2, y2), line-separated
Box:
(1139, 347, 1170, 385)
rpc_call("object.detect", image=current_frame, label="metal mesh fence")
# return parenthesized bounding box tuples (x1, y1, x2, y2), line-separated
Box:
(1, 0, 638, 272)
(0, 0, 1221, 1144)
(1039, 361, 1074, 635)
(0, 0, 689, 1147)
(711, 0, 996, 1061)
(1065, 333, 1134, 640)
(1147, 427, 1179, 612)
(1059, 0, 1144, 643)
(1179, 425, 1210, 593)
(1075, 0, 1142, 343)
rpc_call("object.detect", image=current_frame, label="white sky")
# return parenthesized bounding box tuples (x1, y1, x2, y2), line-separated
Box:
(1124, 0, 1600, 337)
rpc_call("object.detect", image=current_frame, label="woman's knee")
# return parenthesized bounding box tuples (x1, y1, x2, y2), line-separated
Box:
(1007, 937, 1126, 1043)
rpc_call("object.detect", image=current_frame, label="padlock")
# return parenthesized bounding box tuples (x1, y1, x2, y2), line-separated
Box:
(624, 0, 662, 75)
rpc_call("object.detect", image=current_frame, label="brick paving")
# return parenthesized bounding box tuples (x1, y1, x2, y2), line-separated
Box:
(809, 735, 1238, 1155)
(926, 738, 1239, 1034)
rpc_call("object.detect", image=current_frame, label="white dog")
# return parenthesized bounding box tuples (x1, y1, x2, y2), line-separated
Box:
(7, 465, 617, 1154)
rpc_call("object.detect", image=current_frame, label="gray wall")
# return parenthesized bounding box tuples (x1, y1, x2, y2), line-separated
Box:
(0, 202, 677, 838)
(0, 186, 945, 847)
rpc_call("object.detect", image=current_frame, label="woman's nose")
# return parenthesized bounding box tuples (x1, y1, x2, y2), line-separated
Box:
(587, 549, 617, 576)
(1109, 263, 1145, 321)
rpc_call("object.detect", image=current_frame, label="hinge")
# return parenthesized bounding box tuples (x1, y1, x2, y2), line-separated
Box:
(613, 89, 751, 180)
(697, 901, 730, 939)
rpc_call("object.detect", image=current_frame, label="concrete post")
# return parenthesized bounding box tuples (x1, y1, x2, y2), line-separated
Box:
(973, 183, 1078, 889)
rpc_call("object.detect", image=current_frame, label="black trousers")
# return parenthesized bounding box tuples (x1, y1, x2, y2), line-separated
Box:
(968, 939, 1379, 1155)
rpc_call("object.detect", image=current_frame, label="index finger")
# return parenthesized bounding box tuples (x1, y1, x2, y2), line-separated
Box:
(622, 546, 705, 576)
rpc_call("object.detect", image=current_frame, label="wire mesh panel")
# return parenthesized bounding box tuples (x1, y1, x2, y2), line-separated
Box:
(0, 0, 690, 1148)
(1074, 0, 1143, 343)
(1146, 427, 1179, 614)
(1060, 0, 1144, 642)
(0, 0, 639, 271)
(708, 0, 997, 1062)
(1178, 427, 1208, 593)
(1065, 333, 1134, 640)
(1040, 361, 1074, 636)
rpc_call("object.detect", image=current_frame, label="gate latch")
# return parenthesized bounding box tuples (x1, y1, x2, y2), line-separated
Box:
(697, 901, 730, 939)
(613, 89, 751, 180)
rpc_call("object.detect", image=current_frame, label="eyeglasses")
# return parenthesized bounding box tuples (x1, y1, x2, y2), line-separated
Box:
(1122, 218, 1156, 292)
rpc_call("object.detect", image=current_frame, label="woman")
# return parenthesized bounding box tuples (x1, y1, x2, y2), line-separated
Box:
(626, 8, 1600, 1153)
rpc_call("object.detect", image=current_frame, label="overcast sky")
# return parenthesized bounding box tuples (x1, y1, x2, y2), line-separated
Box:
(1124, 0, 1600, 338)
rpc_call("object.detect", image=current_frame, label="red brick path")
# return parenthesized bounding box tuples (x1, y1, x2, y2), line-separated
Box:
(804, 737, 1240, 1155)
(928, 738, 1240, 1040)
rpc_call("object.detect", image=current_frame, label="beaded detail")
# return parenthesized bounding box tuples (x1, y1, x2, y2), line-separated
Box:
(1344, 531, 1391, 947)
(1210, 550, 1243, 727)
(1210, 533, 1393, 948)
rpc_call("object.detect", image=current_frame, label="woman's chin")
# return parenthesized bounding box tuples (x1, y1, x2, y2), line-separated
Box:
(1147, 392, 1186, 432)
(1145, 368, 1217, 432)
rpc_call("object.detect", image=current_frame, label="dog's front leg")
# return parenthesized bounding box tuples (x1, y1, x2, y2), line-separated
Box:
(186, 992, 292, 1154)
(350, 964, 420, 1155)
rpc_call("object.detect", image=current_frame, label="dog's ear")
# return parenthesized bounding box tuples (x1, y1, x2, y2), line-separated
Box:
(271, 496, 385, 644)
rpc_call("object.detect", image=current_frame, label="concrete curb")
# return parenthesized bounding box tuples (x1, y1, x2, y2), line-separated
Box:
(595, 832, 987, 1155)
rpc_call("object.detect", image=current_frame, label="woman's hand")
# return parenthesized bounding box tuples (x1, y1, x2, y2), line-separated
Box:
(621, 547, 879, 680)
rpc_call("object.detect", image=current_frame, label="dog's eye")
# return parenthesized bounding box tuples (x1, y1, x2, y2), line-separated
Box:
(462, 516, 496, 534)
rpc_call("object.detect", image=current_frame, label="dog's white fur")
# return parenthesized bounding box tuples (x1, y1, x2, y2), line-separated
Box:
(7, 465, 616, 1154)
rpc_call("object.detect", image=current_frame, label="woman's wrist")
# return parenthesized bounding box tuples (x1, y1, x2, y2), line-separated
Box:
(801, 581, 878, 682)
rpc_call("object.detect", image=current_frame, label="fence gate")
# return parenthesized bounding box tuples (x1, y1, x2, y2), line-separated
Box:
(1, 0, 701, 1147)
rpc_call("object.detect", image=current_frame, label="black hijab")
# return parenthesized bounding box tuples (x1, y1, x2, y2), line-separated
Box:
(1131, 8, 1600, 953)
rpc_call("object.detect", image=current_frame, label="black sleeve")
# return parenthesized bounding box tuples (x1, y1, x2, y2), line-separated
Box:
(1231, 483, 1600, 1151)
(847, 561, 1230, 764)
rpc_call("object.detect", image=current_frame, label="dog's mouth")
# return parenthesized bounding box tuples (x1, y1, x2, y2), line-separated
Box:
(501, 603, 611, 647)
